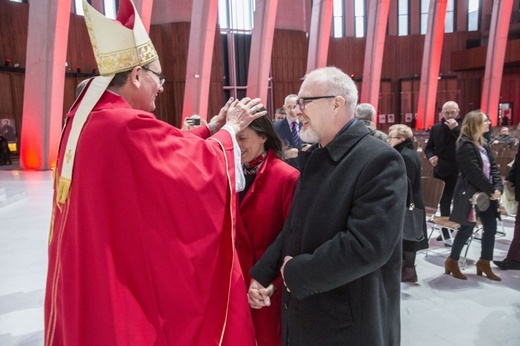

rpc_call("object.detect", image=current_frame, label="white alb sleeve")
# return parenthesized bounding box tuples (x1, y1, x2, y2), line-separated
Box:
(221, 124, 245, 192)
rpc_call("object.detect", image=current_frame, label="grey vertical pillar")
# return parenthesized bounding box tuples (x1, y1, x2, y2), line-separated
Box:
(20, 0, 72, 170)
(306, 0, 333, 72)
(480, 0, 513, 125)
(247, 0, 279, 103)
(416, 0, 447, 130)
(182, 0, 219, 121)
(360, 0, 390, 114)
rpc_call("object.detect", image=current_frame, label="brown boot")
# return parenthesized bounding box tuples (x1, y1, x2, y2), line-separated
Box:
(444, 257, 467, 280)
(476, 259, 502, 281)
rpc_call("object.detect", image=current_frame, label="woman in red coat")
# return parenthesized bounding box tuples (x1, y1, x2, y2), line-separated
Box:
(236, 115, 300, 345)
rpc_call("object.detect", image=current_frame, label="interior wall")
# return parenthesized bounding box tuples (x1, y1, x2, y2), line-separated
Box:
(2, 0, 520, 145)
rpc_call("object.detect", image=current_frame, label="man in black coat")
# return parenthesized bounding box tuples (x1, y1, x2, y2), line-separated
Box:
(424, 101, 461, 240)
(248, 67, 406, 345)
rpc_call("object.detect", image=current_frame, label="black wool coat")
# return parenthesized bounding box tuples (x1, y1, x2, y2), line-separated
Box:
(506, 146, 520, 201)
(424, 120, 460, 178)
(394, 139, 428, 251)
(450, 136, 503, 226)
(250, 119, 406, 346)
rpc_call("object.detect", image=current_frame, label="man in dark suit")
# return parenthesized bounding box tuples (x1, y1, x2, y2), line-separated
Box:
(248, 67, 406, 345)
(274, 94, 307, 169)
(425, 100, 461, 241)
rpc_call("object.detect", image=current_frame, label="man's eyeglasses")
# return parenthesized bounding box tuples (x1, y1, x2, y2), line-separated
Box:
(142, 66, 166, 87)
(443, 110, 458, 115)
(387, 136, 401, 141)
(296, 96, 336, 110)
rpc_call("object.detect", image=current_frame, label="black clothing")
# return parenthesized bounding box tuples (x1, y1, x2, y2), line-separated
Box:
(251, 120, 405, 345)
(425, 120, 460, 216)
(394, 139, 428, 252)
(450, 136, 503, 226)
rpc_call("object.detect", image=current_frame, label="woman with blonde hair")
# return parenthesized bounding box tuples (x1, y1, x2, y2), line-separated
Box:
(387, 124, 428, 282)
(447, 110, 503, 280)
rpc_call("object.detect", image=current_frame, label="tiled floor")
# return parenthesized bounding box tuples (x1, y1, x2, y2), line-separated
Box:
(1, 168, 519, 345)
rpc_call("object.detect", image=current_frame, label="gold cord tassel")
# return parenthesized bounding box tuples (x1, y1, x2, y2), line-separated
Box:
(57, 177, 71, 204)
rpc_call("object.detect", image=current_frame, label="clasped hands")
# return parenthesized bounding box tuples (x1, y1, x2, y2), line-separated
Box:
(248, 256, 292, 309)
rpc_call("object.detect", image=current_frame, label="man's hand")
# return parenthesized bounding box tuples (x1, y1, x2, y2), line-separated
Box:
(285, 148, 299, 159)
(225, 97, 267, 133)
(248, 279, 274, 309)
(490, 189, 502, 201)
(208, 97, 235, 133)
(445, 118, 458, 130)
(428, 155, 439, 167)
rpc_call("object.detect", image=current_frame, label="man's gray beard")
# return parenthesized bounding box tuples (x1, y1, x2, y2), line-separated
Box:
(300, 127, 319, 144)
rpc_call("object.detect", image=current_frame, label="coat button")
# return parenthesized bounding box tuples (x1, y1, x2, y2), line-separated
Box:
(284, 303, 288, 310)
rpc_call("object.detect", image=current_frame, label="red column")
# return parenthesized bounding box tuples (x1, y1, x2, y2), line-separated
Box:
(182, 0, 219, 121)
(20, 0, 72, 170)
(416, 0, 447, 130)
(360, 0, 390, 125)
(306, 0, 333, 72)
(480, 0, 513, 126)
(247, 0, 279, 103)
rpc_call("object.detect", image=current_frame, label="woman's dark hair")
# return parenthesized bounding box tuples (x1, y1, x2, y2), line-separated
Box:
(248, 112, 284, 159)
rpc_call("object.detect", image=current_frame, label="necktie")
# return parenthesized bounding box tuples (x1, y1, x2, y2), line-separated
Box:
(291, 121, 300, 148)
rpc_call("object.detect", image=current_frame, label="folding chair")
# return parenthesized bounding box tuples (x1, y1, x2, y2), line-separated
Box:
(494, 156, 514, 179)
(427, 216, 481, 269)
(421, 176, 445, 221)
(421, 176, 446, 243)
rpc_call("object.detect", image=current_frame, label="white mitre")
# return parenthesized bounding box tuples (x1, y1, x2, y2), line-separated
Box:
(57, 0, 158, 203)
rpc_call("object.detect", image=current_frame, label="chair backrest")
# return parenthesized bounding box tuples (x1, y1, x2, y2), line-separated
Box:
(421, 176, 445, 217)
(421, 157, 433, 177)
(494, 156, 515, 178)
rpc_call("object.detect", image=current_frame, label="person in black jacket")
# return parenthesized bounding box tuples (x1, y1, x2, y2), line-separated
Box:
(494, 145, 520, 270)
(388, 124, 428, 282)
(447, 110, 503, 281)
(247, 67, 406, 345)
(424, 101, 461, 240)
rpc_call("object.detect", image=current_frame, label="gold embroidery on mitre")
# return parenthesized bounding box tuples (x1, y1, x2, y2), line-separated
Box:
(83, 0, 158, 76)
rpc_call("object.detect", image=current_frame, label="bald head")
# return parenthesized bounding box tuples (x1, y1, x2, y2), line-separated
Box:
(441, 101, 460, 120)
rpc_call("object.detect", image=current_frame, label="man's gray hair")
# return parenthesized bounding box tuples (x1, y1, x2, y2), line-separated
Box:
(284, 94, 298, 105)
(303, 67, 358, 116)
(355, 103, 376, 121)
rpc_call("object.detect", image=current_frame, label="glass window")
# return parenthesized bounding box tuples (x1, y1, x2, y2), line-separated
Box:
(420, 0, 429, 35)
(74, 0, 85, 16)
(468, 0, 480, 31)
(104, 0, 117, 19)
(354, 0, 365, 38)
(218, 1, 262, 111)
(333, 0, 344, 38)
(218, 0, 255, 31)
(398, 0, 408, 36)
(445, 0, 454, 33)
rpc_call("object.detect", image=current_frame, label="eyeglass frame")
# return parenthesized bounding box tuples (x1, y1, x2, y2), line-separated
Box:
(296, 95, 336, 110)
(142, 66, 166, 87)
(387, 136, 401, 140)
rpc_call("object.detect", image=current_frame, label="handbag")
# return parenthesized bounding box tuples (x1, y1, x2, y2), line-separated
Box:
(403, 179, 426, 242)
(468, 191, 490, 222)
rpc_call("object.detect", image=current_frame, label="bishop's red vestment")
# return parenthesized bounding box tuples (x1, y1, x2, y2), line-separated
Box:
(45, 91, 255, 345)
